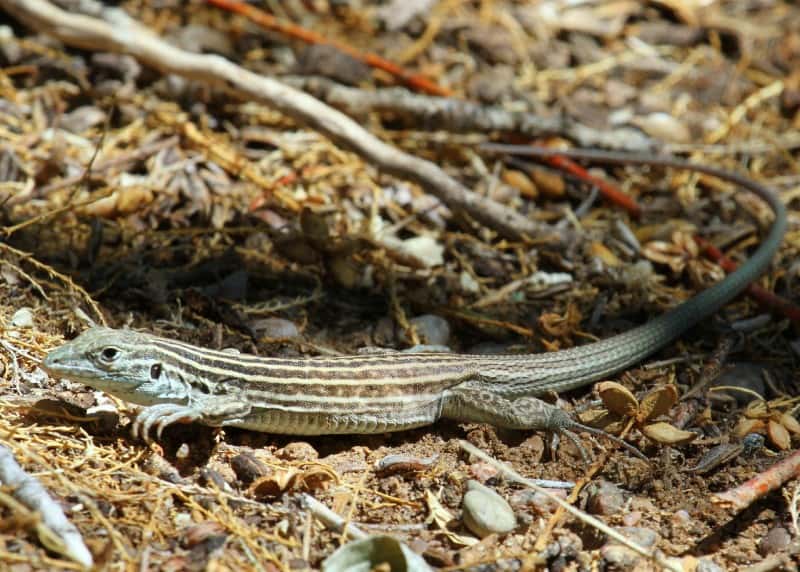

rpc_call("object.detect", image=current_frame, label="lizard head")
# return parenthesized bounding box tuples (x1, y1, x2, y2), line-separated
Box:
(42, 327, 177, 405)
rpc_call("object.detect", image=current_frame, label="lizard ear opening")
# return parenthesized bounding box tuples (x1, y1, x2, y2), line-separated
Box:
(150, 363, 162, 379)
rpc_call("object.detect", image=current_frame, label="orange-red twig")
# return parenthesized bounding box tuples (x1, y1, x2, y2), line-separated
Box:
(206, 0, 453, 97)
(543, 154, 642, 218)
(713, 448, 800, 511)
(695, 236, 800, 322)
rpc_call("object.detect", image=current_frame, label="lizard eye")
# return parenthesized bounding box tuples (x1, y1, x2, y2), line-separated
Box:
(100, 347, 120, 362)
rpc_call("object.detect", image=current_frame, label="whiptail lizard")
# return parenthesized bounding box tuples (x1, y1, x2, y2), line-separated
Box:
(41, 149, 787, 450)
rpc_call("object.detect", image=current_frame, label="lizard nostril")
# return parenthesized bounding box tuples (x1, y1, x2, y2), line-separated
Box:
(42, 352, 62, 368)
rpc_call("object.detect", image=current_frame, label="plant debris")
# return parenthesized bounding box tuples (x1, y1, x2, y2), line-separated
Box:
(0, 0, 799, 569)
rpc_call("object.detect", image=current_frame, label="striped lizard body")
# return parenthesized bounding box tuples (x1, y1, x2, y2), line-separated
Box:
(41, 150, 787, 445)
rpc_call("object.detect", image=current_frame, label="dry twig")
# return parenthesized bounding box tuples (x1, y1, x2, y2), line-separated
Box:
(713, 448, 800, 511)
(0, 444, 93, 568)
(288, 77, 656, 152)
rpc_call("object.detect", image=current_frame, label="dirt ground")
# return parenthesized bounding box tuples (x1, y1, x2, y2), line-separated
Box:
(1, 0, 800, 570)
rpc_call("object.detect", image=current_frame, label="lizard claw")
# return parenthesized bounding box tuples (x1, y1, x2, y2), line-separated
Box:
(513, 398, 647, 462)
(132, 404, 203, 442)
(563, 420, 648, 462)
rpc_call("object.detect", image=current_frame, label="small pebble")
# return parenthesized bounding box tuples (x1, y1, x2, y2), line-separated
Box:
(288, 558, 309, 570)
(601, 545, 641, 568)
(60, 105, 107, 134)
(509, 489, 566, 516)
(742, 433, 766, 456)
(373, 317, 396, 345)
(672, 509, 691, 525)
(630, 112, 691, 143)
(622, 511, 642, 526)
(614, 527, 660, 549)
(759, 526, 791, 556)
(461, 480, 517, 538)
(468, 462, 499, 483)
(173, 512, 193, 528)
(10, 307, 34, 328)
(182, 521, 227, 549)
(253, 318, 300, 340)
(462, 480, 517, 538)
(459, 271, 480, 294)
(697, 557, 725, 572)
(230, 453, 270, 485)
(275, 441, 318, 462)
(175, 443, 190, 460)
(408, 315, 450, 346)
(586, 480, 626, 516)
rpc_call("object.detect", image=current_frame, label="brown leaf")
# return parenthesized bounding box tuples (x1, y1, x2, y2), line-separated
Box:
(597, 382, 638, 417)
(640, 240, 688, 274)
(577, 409, 626, 435)
(528, 166, 565, 199)
(250, 468, 298, 499)
(115, 187, 154, 215)
(768, 419, 792, 451)
(733, 417, 767, 439)
(650, 0, 704, 26)
(502, 169, 537, 199)
(641, 231, 698, 275)
(578, 408, 612, 426)
(686, 259, 726, 289)
(780, 412, 800, 435)
(641, 422, 697, 445)
(637, 385, 678, 423)
(590, 242, 621, 267)
(538, 302, 582, 339)
(630, 112, 691, 144)
(295, 464, 339, 493)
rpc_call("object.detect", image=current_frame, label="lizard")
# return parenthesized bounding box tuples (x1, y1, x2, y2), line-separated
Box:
(40, 149, 787, 452)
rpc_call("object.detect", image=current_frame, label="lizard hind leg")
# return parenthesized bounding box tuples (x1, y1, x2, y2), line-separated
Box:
(442, 387, 646, 461)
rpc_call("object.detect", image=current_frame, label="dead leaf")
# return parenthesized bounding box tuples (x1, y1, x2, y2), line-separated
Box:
(578, 409, 628, 435)
(528, 166, 565, 198)
(630, 112, 691, 143)
(733, 417, 766, 438)
(250, 468, 298, 499)
(780, 412, 800, 435)
(295, 464, 339, 492)
(502, 169, 537, 199)
(539, 303, 582, 339)
(637, 385, 678, 423)
(597, 382, 639, 417)
(686, 259, 726, 288)
(590, 242, 621, 267)
(424, 490, 477, 547)
(768, 419, 792, 450)
(641, 422, 697, 445)
(649, 0, 705, 26)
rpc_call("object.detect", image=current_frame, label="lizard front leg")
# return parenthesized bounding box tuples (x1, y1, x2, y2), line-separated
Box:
(132, 398, 252, 442)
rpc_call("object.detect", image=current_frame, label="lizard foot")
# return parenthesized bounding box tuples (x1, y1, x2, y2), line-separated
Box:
(510, 397, 648, 462)
(132, 404, 203, 442)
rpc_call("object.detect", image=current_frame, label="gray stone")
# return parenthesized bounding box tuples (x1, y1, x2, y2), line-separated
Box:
(462, 480, 517, 538)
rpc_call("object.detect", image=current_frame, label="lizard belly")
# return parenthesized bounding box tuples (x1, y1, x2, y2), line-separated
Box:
(227, 399, 443, 435)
